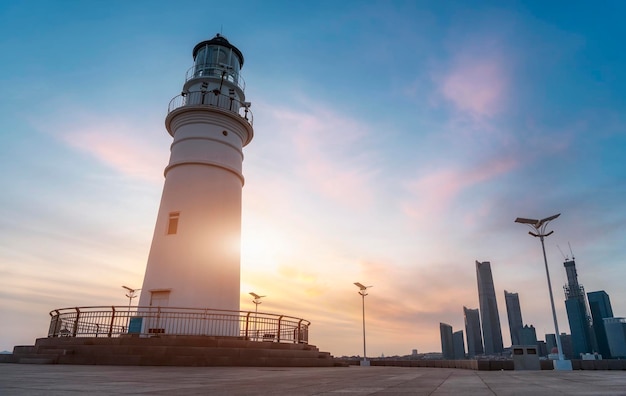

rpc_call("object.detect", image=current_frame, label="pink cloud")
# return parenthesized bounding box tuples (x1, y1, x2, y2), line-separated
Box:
(264, 102, 378, 209)
(30, 108, 167, 183)
(61, 127, 164, 183)
(402, 157, 518, 221)
(433, 41, 509, 120)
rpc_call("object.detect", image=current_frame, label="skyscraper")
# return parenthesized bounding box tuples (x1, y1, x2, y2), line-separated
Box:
(453, 330, 465, 359)
(476, 261, 504, 354)
(563, 259, 595, 356)
(464, 306, 484, 357)
(587, 290, 614, 358)
(545, 333, 557, 354)
(504, 290, 523, 346)
(560, 333, 574, 359)
(519, 324, 538, 346)
(603, 318, 626, 358)
(440, 322, 454, 359)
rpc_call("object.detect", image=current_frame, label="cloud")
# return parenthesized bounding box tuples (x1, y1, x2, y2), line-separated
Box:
(429, 26, 511, 123)
(62, 127, 164, 183)
(439, 54, 508, 119)
(29, 108, 167, 183)
(261, 100, 380, 210)
(401, 156, 518, 222)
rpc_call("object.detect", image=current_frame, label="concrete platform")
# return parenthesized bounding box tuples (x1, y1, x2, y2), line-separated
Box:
(1, 364, 626, 395)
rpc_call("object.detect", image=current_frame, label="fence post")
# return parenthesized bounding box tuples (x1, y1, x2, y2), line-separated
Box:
(277, 315, 284, 343)
(48, 310, 60, 337)
(244, 312, 251, 339)
(297, 319, 303, 344)
(72, 307, 80, 337)
(108, 306, 116, 337)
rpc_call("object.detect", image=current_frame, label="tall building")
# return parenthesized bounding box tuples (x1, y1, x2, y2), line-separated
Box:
(537, 340, 548, 357)
(504, 290, 523, 346)
(476, 261, 504, 354)
(464, 306, 484, 357)
(563, 259, 595, 356)
(560, 333, 574, 360)
(453, 330, 465, 359)
(545, 333, 557, 354)
(544, 333, 573, 359)
(138, 35, 254, 329)
(603, 318, 626, 358)
(519, 324, 538, 346)
(440, 323, 454, 359)
(587, 290, 614, 358)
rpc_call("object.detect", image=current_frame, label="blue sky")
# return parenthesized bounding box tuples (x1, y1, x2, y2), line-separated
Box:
(1, 0, 625, 356)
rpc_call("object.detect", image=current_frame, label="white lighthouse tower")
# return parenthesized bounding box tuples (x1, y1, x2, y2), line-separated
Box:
(138, 34, 253, 316)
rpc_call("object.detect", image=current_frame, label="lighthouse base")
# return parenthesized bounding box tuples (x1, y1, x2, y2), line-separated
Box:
(5, 336, 334, 367)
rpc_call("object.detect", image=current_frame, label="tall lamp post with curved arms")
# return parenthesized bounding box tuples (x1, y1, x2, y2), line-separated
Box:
(122, 286, 141, 330)
(354, 282, 372, 366)
(249, 292, 265, 313)
(122, 286, 141, 309)
(249, 292, 265, 341)
(514, 213, 572, 370)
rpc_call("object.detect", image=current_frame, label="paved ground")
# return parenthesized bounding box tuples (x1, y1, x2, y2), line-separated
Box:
(1, 364, 626, 395)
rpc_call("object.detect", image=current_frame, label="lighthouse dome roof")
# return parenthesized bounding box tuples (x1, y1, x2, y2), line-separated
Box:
(193, 34, 244, 67)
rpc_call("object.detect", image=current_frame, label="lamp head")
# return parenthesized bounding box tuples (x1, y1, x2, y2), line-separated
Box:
(354, 282, 372, 291)
(515, 217, 539, 226)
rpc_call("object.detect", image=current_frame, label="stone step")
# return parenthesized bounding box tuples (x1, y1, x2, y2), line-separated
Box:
(19, 358, 56, 364)
(0, 354, 16, 363)
(58, 353, 333, 367)
(17, 354, 60, 364)
(13, 345, 36, 354)
(22, 336, 334, 367)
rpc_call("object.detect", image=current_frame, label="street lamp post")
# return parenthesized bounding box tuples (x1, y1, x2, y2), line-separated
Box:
(354, 282, 372, 366)
(122, 286, 140, 331)
(249, 292, 265, 313)
(249, 292, 265, 341)
(514, 214, 572, 370)
(122, 286, 140, 309)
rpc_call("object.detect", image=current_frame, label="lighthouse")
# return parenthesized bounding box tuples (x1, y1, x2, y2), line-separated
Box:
(138, 34, 253, 315)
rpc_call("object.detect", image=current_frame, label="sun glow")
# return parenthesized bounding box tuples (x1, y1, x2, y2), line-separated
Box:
(240, 217, 292, 273)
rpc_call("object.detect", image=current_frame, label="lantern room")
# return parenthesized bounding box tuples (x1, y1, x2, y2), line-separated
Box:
(191, 34, 244, 86)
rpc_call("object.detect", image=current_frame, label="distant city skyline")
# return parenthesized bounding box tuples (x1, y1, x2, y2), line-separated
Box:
(2, 1, 626, 356)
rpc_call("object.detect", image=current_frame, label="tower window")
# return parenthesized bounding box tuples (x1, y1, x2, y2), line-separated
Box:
(167, 212, 180, 235)
(222, 130, 228, 136)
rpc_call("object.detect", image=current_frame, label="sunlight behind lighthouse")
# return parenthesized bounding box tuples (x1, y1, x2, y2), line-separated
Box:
(241, 216, 292, 273)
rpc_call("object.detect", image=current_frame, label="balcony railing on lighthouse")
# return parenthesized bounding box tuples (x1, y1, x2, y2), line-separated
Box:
(167, 90, 253, 126)
(47, 306, 309, 344)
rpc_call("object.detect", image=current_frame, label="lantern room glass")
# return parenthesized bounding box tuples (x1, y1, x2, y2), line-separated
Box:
(193, 44, 241, 83)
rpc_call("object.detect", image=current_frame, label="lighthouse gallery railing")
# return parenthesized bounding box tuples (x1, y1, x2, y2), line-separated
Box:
(167, 90, 253, 126)
(48, 306, 309, 344)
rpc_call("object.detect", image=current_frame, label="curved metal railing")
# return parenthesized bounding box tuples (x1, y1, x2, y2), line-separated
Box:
(167, 90, 253, 126)
(185, 63, 246, 92)
(48, 306, 309, 344)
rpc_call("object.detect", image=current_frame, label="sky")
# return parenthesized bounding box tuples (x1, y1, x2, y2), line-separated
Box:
(1, 0, 625, 357)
